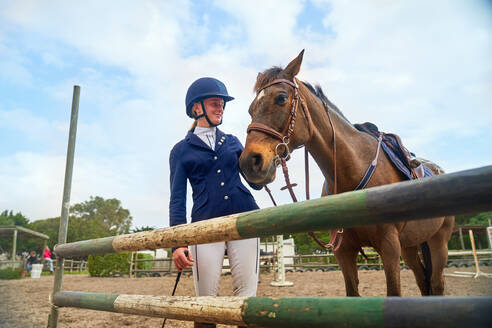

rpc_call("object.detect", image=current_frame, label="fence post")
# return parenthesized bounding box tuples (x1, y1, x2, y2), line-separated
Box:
(459, 227, 465, 250)
(47, 85, 80, 328)
(270, 235, 293, 287)
(11, 228, 17, 269)
(129, 252, 135, 278)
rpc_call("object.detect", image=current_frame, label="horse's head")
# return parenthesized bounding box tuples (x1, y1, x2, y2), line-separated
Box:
(240, 50, 313, 185)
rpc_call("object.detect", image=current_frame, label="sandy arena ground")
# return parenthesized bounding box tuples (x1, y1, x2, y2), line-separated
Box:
(1, 267, 491, 328)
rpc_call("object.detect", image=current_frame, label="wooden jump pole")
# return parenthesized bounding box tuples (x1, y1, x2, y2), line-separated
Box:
(52, 291, 492, 328)
(47, 85, 80, 328)
(54, 165, 492, 258)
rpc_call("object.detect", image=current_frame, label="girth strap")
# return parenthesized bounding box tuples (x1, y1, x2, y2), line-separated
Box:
(354, 134, 383, 190)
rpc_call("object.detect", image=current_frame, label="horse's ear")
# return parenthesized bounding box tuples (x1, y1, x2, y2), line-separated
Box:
(283, 49, 304, 80)
(254, 72, 264, 92)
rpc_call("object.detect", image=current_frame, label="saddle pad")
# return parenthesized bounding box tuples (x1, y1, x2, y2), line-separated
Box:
(323, 122, 433, 195)
(380, 140, 433, 180)
(353, 122, 434, 180)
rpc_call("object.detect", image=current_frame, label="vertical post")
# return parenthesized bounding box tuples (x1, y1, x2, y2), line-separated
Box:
(487, 227, 492, 249)
(270, 235, 293, 287)
(47, 85, 80, 328)
(469, 230, 481, 277)
(459, 227, 465, 250)
(130, 252, 135, 278)
(12, 228, 17, 269)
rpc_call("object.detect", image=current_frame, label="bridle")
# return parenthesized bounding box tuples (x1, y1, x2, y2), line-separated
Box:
(245, 77, 382, 253)
(247, 78, 313, 165)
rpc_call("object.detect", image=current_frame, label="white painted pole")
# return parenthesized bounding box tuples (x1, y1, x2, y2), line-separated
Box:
(270, 235, 293, 287)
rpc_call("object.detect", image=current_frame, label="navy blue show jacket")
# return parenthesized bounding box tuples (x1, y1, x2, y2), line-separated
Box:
(169, 128, 261, 228)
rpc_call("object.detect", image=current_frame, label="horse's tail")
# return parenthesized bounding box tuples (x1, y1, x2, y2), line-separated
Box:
(421, 241, 432, 295)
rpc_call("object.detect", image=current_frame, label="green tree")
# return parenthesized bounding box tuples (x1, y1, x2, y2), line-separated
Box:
(24, 197, 132, 252)
(131, 225, 155, 233)
(70, 196, 132, 235)
(466, 212, 492, 226)
(0, 210, 31, 254)
(27, 217, 60, 249)
(292, 231, 333, 254)
(67, 216, 112, 242)
(0, 210, 29, 227)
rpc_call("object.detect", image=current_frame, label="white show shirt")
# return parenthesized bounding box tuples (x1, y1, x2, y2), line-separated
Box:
(194, 126, 216, 150)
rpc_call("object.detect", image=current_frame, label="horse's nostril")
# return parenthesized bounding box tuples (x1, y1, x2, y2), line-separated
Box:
(251, 153, 263, 172)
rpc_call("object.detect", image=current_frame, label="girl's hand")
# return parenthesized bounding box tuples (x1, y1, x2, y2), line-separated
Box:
(172, 247, 193, 271)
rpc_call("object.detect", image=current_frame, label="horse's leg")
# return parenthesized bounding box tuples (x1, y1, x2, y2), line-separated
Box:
(426, 216, 454, 295)
(401, 246, 429, 295)
(334, 243, 360, 296)
(375, 228, 402, 296)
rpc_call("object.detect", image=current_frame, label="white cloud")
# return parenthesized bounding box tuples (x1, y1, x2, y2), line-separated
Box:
(0, 43, 33, 86)
(0, 152, 65, 220)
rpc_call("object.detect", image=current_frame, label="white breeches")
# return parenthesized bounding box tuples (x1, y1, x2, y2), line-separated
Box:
(45, 258, 53, 272)
(190, 238, 259, 297)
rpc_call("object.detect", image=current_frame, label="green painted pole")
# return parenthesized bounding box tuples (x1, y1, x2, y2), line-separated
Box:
(54, 165, 492, 258)
(242, 296, 492, 328)
(54, 291, 119, 313)
(52, 291, 492, 328)
(47, 85, 80, 328)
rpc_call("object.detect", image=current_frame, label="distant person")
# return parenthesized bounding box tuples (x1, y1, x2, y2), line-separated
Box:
(43, 245, 54, 274)
(24, 251, 38, 277)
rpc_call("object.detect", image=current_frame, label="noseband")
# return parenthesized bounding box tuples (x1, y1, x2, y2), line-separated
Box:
(247, 78, 313, 163)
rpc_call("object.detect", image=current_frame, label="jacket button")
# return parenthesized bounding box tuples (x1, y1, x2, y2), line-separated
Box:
(214, 156, 218, 160)
(224, 195, 229, 200)
(220, 182, 224, 186)
(217, 169, 221, 173)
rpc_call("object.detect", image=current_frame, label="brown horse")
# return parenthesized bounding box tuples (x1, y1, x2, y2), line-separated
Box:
(239, 50, 454, 296)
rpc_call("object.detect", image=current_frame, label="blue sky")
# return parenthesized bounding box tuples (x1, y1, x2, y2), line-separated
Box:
(0, 0, 491, 229)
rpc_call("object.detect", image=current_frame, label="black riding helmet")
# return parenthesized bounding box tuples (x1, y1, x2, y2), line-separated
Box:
(185, 77, 234, 126)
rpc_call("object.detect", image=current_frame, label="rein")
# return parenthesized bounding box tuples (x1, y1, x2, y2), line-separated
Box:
(247, 78, 381, 255)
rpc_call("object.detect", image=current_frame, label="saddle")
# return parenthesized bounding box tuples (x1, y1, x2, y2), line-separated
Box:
(354, 122, 432, 180)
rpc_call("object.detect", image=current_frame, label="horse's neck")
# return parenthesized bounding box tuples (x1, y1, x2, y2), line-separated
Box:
(304, 97, 378, 193)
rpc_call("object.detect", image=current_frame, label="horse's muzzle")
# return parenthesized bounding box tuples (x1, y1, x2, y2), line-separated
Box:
(239, 152, 276, 185)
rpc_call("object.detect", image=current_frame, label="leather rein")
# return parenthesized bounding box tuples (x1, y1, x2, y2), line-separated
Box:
(246, 78, 382, 254)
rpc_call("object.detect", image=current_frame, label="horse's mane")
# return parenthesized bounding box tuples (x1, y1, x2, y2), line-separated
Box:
(254, 67, 351, 124)
(302, 82, 351, 124)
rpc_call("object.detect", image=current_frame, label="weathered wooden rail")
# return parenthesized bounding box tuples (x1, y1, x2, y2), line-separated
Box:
(54, 165, 492, 258)
(53, 291, 492, 328)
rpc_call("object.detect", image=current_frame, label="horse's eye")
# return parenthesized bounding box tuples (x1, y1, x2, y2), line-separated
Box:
(275, 94, 287, 105)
